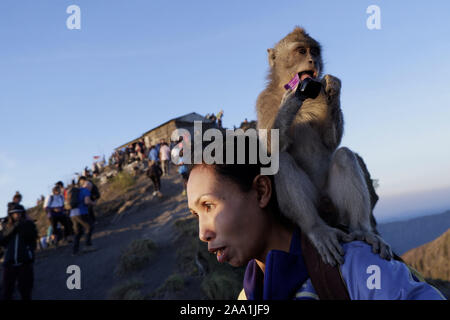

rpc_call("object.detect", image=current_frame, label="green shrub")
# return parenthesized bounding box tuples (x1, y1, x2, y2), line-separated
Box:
(201, 271, 243, 300)
(150, 273, 185, 298)
(116, 239, 157, 275)
(111, 171, 135, 191)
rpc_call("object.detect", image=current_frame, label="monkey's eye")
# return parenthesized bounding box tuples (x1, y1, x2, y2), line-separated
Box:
(310, 48, 320, 56)
(297, 47, 306, 54)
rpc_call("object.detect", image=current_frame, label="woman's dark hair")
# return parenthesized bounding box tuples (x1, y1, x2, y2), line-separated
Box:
(188, 131, 293, 228)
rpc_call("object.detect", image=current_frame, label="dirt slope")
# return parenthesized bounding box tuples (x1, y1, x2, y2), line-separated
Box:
(28, 172, 209, 299)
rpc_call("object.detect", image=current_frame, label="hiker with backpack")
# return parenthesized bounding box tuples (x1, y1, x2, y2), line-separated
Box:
(56, 181, 74, 240)
(148, 145, 159, 165)
(68, 176, 96, 255)
(186, 134, 445, 300)
(0, 203, 38, 300)
(146, 160, 163, 198)
(43, 186, 71, 244)
(85, 179, 100, 223)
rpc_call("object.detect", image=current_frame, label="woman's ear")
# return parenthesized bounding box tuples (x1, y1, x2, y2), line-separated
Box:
(252, 175, 272, 209)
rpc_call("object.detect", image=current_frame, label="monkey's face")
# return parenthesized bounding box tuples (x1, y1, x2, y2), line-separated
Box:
(269, 41, 322, 87)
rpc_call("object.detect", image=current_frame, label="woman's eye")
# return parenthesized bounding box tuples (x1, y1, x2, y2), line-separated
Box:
(204, 203, 213, 212)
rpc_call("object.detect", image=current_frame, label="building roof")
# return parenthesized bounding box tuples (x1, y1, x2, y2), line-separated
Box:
(116, 112, 212, 150)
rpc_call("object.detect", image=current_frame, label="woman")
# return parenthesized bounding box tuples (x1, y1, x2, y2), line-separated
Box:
(186, 135, 445, 300)
(0, 203, 38, 300)
(44, 186, 71, 243)
(147, 159, 163, 197)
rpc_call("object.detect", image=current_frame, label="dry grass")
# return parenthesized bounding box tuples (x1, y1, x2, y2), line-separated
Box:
(116, 239, 157, 276)
(108, 278, 145, 300)
(110, 171, 136, 192)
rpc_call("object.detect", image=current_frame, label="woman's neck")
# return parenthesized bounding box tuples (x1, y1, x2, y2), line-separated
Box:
(255, 221, 294, 274)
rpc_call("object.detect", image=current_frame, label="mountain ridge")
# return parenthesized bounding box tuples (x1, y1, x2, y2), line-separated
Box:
(378, 210, 450, 255)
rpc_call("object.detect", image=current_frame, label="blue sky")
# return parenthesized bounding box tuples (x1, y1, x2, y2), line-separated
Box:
(1, 0, 450, 220)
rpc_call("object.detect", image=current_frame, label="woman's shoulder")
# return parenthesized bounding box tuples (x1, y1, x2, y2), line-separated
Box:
(339, 240, 446, 300)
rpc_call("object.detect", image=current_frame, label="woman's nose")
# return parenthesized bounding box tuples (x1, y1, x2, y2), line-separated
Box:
(199, 217, 215, 242)
(199, 229, 215, 242)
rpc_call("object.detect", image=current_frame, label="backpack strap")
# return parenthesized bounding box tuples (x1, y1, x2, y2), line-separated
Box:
(300, 231, 350, 300)
(48, 195, 54, 207)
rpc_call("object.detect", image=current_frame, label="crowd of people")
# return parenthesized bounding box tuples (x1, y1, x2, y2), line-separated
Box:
(0, 110, 230, 300)
(0, 177, 102, 299)
(205, 109, 224, 128)
(0, 135, 194, 300)
(109, 137, 191, 197)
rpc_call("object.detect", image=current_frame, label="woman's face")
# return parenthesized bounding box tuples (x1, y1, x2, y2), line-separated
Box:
(187, 166, 272, 267)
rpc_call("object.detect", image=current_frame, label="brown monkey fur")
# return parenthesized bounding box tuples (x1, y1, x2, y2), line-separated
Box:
(256, 27, 391, 265)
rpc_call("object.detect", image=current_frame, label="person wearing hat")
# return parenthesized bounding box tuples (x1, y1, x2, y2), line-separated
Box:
(0, 203, 38, 300)
(6, 191, 23, 211)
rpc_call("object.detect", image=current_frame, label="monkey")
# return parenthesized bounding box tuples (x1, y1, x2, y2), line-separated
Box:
(256, 27, 392, 266)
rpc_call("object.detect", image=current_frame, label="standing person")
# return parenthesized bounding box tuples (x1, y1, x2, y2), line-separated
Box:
(216, 109, 224, 128)
(0, 203, 38, 300)
(87, 179, 100, 224)
(7, 192, 23, 212)
(92, 162, 99, 177)
(159, 141, 171, 176)
(148, 145, 159, 164)
(69, 177, 95, 255)
(82, 166, 89, 178)
(177, 149, 189, 196)
(44, 186, 70, 244)
(56, 181, 74, 241)
(12, 192, 22, 205)
(146, 160, 163, 197)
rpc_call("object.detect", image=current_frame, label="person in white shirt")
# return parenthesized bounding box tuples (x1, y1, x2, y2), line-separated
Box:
(44, 186, 70, 244)
(159, 141, 171, 176)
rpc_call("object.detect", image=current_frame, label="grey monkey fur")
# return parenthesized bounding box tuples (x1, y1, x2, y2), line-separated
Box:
(256, 27, 392, 265)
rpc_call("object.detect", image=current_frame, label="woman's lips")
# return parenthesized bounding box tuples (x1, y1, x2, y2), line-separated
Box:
(216, 247, 228, 263)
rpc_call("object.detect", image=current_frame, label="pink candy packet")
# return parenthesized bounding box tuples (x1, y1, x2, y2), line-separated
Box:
(284, 74, 300, 91)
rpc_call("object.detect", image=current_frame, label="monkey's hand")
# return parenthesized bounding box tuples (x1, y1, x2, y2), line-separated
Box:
(280, 87, 299, 105)
(322, 74, 341, 102)
(349, 230, 393, 260)
(274, 88, 305, 152)
(306, 224, 354, 266)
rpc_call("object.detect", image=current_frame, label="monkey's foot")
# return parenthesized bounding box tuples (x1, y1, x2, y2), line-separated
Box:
(306, 224, 354, 266)
(349, 230, 393, 261)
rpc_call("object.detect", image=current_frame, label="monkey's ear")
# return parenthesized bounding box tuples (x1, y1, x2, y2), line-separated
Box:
(267, 48, 276, 68)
